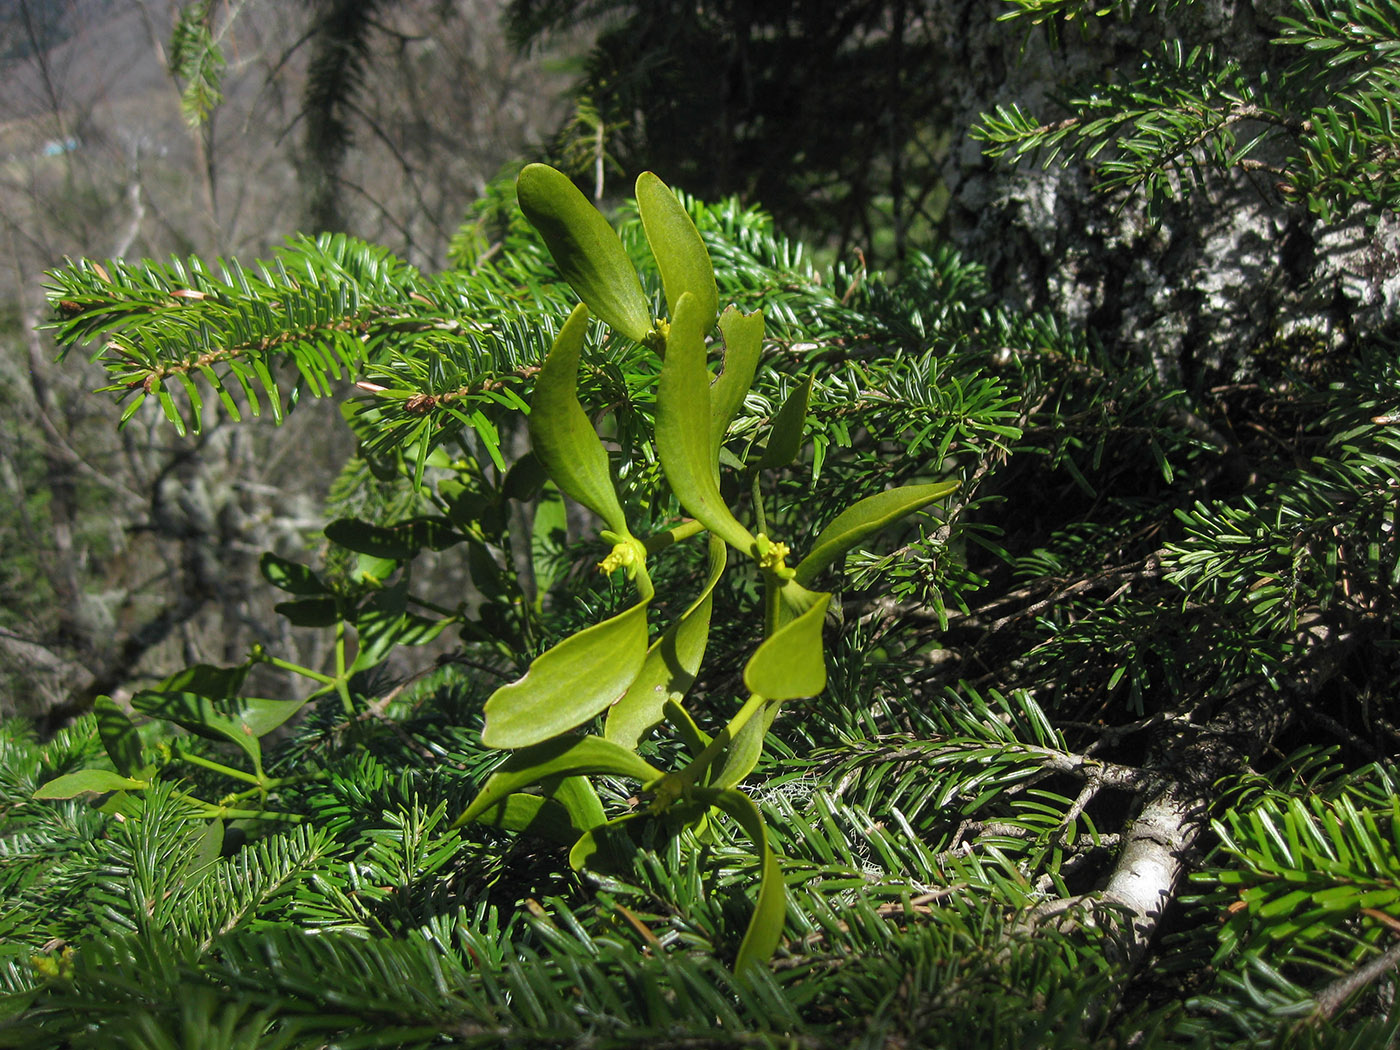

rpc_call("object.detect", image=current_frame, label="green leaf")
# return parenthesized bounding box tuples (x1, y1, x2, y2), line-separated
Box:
(636, 171, 718, 330)
(274, 597, 341, 627)
(527, 302, 630, 536)
(517, 163, 654, 343)
(657, 292, 756, 553)
(467, 540, 508, 600)
(606, 534, 726, 749)
(93, 696, 143, 777)
(551, 774, 608, 832)
(179, 819, 224, 889)
(502, 450, 549, 502)
(159, 661, 250, 699)
(665, 699, 712, 756)
(34, 769, 148, 799)
(259, 553, 330, 596)
(694, 787, 785, 975)
(353, 553, 400, 585)
(757, 375, 812, 470)
(350, 578, 450, 673)
(710, 306, 764, 460)
(710, 699, 779, 790)
(480, 600, 651, 749)
(468, 776, 605, 847)
(453, 735, 663, 828)
(774, 576, 828, 629)
(530, 487, 569, 597)
(744, 593, 830, 701)
(467, 793, 581, 846)
(568, 811, 656, 872)
(132, 691, 305, 770)
(325, 516, 461, 559)
(439, 478, 500, 532)
(793, 481, 960, 587)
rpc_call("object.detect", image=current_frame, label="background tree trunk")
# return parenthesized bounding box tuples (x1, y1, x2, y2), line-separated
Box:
(937, 0, 1399, 382)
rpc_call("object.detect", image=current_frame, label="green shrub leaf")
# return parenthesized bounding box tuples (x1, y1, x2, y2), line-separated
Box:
(743, 592, 829, 701)
(274, 597, 341, 628)
(711, 306, 764, 459)
(350, 579, 450, 673)
(606, 534, 726, 749)
(551, 774, 608, 831)
(793, 480, 960, 586)
(259, 553, 330, 596)
(94, 696, 142, 777)
(527, 302, 630, 536)
(468, 777, 605, 846)
(636, 171, 717, 330)
(517, 163, 653, 343)
(34, 769, 148, 799)
(325, 516, 461, 559)
(480, 599, 651, 749)
(159, 661, 250, 699)
(695, 787, 785, 975)
(757, 375, 812, 470)
(710, 698, 778, 790)
(468, 793, 578, 845)
(453, 735, 663, 828)
(657, 292, 756, 552)
(131, 691, 305, 770)
(568, 811, 653, 872)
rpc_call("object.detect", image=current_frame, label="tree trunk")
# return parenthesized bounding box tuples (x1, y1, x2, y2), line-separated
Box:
(936, 0, 1398, 383)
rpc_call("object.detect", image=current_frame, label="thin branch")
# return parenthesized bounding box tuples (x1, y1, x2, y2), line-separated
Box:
(1312, 935, 1400, 1022)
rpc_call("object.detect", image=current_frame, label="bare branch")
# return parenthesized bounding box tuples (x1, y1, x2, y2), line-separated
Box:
(1312, 936, 1400, 1022)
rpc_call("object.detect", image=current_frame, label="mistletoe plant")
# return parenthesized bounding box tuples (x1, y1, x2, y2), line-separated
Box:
(33, 166, 955, 974)
(445, 165, 954, 973)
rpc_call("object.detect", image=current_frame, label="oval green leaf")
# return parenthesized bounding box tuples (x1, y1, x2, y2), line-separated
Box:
(710, 306, 764, 460)
(657, 292, 755, 553)
(551, 774, 608, 831)
(527, 302, 629, 536)
(480, 599, 651, 749)
(517, 163, 653, 343)
(502, 450, 549, 502)
(757, 375, 812, 471)
(773, 576, 828, 630)
(710, 698, 779, 790)
(469, 776, 605, 847)
(34, 769, 149, 799)
(453, 734, 663, 828)
(274, 597, 341, 628)
(665, 699, 712, 757)
(636, 171, 717, 331)
(743, 592, 830, 701)
(694, 787, 786, 976)
(259, 553, 329, 596)
(469, 793, 578, 846)
(568, 811, 650, 872)
(350, 583, 450, 674)
(325, 516, 461, 559)
(793, 480, 960, 587)
(132, 691, 305, 771)
(530, 488, 569, 597)
(606, 534, 726, 749)
(94, 695, 143, 777)
(180, 819, 225, 889)
(159, 661, 250, 699)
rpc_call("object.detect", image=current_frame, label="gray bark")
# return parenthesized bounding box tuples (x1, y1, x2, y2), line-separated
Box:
(937, 0, 1400, 382)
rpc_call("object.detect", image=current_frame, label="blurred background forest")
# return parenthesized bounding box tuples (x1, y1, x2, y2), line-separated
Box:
(0, 0, 578, 723)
